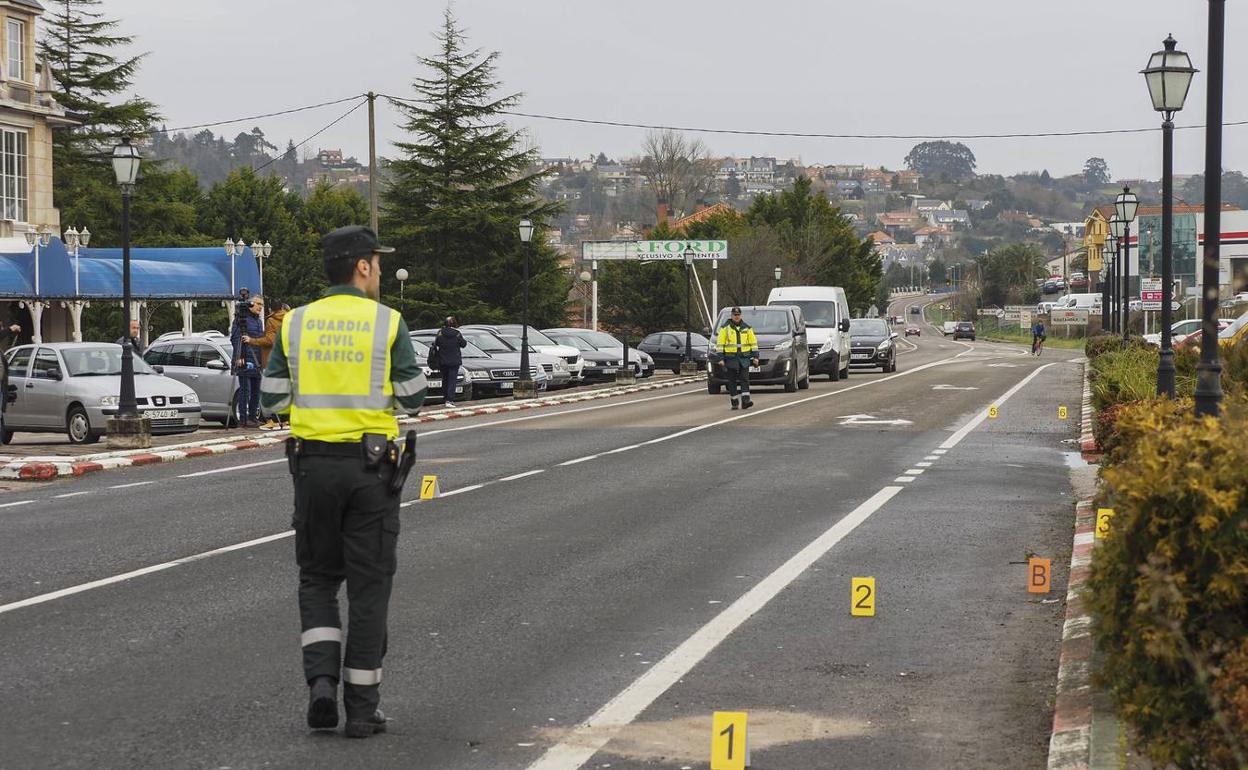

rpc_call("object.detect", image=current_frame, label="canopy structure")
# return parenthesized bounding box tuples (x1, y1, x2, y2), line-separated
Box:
(0, 238, 262, 300)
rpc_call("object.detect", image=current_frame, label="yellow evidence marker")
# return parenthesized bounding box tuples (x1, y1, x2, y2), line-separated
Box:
(420, 475, 440, 500)
(1027, 558, 1051, 594)
(988, 404, 999, 419)
(711, 711, 749, 770)
(851, 577, 876, 617)
(1095, 508, 1115, 540)
(1058, 405, 1068, 420)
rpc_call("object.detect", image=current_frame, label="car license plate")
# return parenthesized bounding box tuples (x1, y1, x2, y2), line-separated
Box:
(749, 365, 760, 373)
(852, 353, 870, 360)
(430, 379, 441, 388)
(144, 409, 178, 419)
(601, 368, 616, 375)
(499, 382, 513, 390)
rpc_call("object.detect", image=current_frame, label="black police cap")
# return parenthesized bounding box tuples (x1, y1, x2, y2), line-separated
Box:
(321, 225, 395, 262)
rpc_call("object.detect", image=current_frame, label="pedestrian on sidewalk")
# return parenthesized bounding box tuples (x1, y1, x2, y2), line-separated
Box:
(116, 319, 144, 355)
(231, 295, 265, 427)
(254, 301, 290, 430)
(260, 224, 427, 738)
(716, 307, 758, 410)
(431, 315, 466, 408)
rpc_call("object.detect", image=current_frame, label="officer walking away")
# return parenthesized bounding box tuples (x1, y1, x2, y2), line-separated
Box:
(232, 295, 265, 427)
(717, 307, 759, 410)
(260, 226, 427, 738)
(431, 315, 466, 408)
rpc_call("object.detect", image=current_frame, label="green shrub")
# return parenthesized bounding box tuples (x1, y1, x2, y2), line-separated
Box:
(1086, 333, 1121, 359)
(1085, 397, 1248, 769)
(1091, 347, 1162, 411)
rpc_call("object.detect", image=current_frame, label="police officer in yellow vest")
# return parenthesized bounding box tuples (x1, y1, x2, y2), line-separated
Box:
(717, 307, 759, 410)
(260, 225, 427, 738)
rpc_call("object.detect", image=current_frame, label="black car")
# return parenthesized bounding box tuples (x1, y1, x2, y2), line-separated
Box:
(707, 305, 810, 393)
(848, 318, 898, 372)
(953, 321, 976, 341)
(638, 332, 709, 373)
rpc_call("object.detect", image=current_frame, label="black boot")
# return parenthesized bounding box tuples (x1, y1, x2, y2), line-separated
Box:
(307, 676, 339, 730)
(742, 395, 754, 410)
(345, 708, 388, 739)
(730, 398, 739, 410)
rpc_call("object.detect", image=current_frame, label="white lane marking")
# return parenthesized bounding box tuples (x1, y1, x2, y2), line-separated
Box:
(923, 456, 939, 461)
(440, 484, 484, 498)
(904, 469, 924, 476)
(915, 462, 933, 468)
(932, 449, 947, 455)
(524, 487, 903, 770)
(526, 361, 1060, 770)
(499, 469, 545, 482)
(109, 481, 155, 490)
(559, 455, 600, 467)
(939, 363, 1057, 450)
(53, 491, 92, 499)
(178, 459, 285, 478)
(0, 500, 35, 509)
(0, 531, 294, 616)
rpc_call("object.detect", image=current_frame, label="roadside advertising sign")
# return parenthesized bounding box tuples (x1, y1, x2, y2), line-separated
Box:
(1001, 305, 1027, 321)
(1050, 308, 1090, 326)
(581, 240, 729, 262)
(1141, 277, 1163, 311)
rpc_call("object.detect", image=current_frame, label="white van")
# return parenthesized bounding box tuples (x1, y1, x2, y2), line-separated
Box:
(1055, 293, 1102, 312)
(766, 286, 852, 380)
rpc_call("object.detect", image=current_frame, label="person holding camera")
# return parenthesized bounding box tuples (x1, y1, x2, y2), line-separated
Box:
(232, 295, 265, 427)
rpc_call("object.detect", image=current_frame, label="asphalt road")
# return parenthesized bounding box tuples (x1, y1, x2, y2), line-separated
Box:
(0, 295, 1086, 770)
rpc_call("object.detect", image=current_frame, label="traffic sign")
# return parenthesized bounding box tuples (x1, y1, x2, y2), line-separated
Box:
(851, 577, 876, 617)
(1141, 278, 1163, 311)
(1050, 309, 1089, 326)
(711, 712, 750, 770)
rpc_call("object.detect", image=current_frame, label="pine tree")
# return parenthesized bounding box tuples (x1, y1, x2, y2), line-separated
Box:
(381, 7, 565, 329)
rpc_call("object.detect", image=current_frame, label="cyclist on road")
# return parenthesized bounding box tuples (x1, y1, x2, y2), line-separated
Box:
(1031, 319, 1047, 356)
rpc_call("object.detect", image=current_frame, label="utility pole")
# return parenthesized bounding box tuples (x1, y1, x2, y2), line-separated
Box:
(368, 92, 379, 235)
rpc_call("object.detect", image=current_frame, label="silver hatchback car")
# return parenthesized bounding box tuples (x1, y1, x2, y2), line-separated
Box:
(143, 334, 239, 426)
(3, 343, 202, 444)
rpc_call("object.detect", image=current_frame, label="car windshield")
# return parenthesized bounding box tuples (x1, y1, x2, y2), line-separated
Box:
(497, 326, 557, 347)
(719, 309, 790, 334)
(774, 300, 838, 327)
(63, 346, 158, 376)
(571, 330, 621, 349)
(548, 334, 595, 351)
(499, 334, 539, 353)
(414, 335, 491, 358)
(463, 331, 515, 353)
(849, 319, 889, 336)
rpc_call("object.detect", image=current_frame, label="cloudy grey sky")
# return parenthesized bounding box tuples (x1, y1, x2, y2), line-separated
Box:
(107, 0, 1245, 179)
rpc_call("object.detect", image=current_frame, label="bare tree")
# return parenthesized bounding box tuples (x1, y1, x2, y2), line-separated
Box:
(638, 130, 717, 216)
(717, 226, 782, 308)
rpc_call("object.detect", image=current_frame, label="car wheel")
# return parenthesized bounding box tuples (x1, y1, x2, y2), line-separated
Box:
(708, 381, 722, 395)
(798, 373, 810, 390)
(784, 366, 798, 393)
(66, 405, 97, 445)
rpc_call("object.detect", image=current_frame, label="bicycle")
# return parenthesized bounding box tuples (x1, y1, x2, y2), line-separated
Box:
(1032, 335, 1046, 356)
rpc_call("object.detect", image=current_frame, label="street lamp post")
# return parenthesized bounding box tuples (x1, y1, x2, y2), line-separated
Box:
(1142, 33, 1197, 397)
(516, 219, 536, 399)
(774, 265, 782, 289)
(1195, 1, 1225, 417)
(1109, 215, 1124, 333)
(396, 268, 409, 299)
(1115, 187, 1139, 346)
(1102, 232, 1117, 332)
(107, 137, 148, 448)
(248, 240, 272, 298)
(681, 248, 697, 375)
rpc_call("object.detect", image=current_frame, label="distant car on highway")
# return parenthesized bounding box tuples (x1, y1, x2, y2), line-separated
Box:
(909, 305, 921, 316)
(904, 325, 921, 337)
(942, 321, 957, 336)
(953, 321, 976, 341)
(3, 343, 201, 444)
(638, 331, 709, 373)
(848, 317, 898, 372)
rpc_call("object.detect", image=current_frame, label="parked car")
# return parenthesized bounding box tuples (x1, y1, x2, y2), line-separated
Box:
(412, 332, 549, 397)
(1069, 272, 1089, 291)
(904, 326, 921, 337)
(458, 328, 570, 389)
(408, 337, 472, 403)
(540, 333, 623, 380)
(942, 321, 957, 336)
(3, 343, 202, 444)
(543, 328, 655, 378)
(953, 321, 976, 341)
(465, 325, 583, 384)
(637, 331, 710, 373)
(848, 318, 898, 372)
(143, 334, 239, 426)
(707, 305, 810, 394)
(767, 286, 852, 381)
(1036, 301, 1057, 315)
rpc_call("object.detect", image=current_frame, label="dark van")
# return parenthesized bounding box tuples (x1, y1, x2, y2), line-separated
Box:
(708, 305, 810, 394)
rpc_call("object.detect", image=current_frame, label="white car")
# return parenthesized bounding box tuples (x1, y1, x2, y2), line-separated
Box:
(942, 321, 957, 336)
(1144, 318, 1231, 346)
(467, 325, 585, 384)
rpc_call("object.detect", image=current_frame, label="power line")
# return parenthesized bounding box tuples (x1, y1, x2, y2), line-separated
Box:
(156, 94, 366, 135)
(382, 93, 1247, 140)
(254, 99, 368, 173)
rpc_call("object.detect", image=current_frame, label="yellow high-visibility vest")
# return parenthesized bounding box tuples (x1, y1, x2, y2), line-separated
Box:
(283, 293, 401, 442)
(717, 323, 758, 354)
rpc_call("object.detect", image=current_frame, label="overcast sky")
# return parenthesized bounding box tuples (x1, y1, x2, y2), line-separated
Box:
(106, 0, 1245, 180)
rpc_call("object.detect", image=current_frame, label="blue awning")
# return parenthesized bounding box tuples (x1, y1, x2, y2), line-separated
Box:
(0, 239, 262, 300)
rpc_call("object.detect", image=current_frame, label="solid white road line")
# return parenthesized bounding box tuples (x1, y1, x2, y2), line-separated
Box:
(0, 499, 35, 509)
(0, 531, 294, 616)
(109, 481, 155, 490)
(178, 459, 285, 478)
(525, 359, 1062, 770)
(52, 491, 92, 499)
(499, 469, 546, 482)
(524, 487, 903, 770)
(440, 484, 484, 498)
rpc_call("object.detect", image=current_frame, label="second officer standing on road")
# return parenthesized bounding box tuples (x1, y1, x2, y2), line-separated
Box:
(717, 306, 759, 410)
(260, 225, 427, 739)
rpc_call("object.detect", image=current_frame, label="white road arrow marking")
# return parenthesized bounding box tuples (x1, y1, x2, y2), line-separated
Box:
(932, 384, 979, 390)
(837, 414, 914, 427)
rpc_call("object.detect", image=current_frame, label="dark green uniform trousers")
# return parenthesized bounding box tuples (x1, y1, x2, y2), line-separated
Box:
(293, 452, 400, 719)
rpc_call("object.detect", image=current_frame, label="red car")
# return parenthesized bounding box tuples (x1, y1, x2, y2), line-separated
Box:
(904, 326, 921, 337)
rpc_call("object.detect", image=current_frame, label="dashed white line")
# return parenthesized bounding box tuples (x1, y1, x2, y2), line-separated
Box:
(916, 462, 933, 468)
(439, 484, 484, 498)
(894, 476, 916, 483)
(499, 469, 546, 482)
(109, 481, 155, 490)
(559, 455, 600, 467)
(0, 499, 35, 509)
(904, 469, 925, 475)
(178, 459, 285, 478)
(53, 491, 92, 499)
(923, 456, 939, 461)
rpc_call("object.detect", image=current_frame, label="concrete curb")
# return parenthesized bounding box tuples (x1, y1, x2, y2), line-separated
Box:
(1047, 499, 1098, 770)
(1079, 361, 1102, 463)
(0, 375, 706, 481)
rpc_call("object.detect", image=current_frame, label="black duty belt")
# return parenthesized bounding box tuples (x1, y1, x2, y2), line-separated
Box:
(298, 440, 363, 458)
